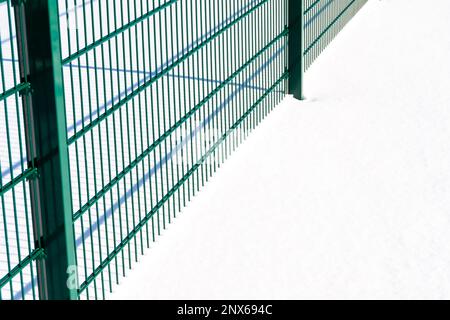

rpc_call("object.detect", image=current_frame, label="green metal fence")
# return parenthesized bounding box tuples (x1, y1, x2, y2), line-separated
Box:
(0, 0, 367, 300)
(303, 0, 368, 70)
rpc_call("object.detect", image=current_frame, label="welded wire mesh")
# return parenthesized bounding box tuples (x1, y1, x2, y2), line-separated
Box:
(0, 0, 41, 300)
(303, 0, 368, 70)
(56, 0, 288, 299)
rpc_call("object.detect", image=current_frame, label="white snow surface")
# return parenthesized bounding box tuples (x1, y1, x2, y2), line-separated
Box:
(106, 0, 450, 299)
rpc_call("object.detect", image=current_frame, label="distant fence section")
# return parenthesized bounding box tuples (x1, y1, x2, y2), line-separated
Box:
(303, 0, 368, 70)
(0, 0, 367, 300)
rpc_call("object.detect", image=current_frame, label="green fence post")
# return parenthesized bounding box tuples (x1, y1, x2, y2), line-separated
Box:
(288, 0, 305, 100)
(20, 0, 77, 300)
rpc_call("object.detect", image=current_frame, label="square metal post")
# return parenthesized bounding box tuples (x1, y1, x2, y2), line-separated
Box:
(19, 0, 77, 300)
(288, 0, 305, 100)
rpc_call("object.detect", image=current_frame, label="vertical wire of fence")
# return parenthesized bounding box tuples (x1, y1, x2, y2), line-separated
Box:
(0, 0, 368, 300)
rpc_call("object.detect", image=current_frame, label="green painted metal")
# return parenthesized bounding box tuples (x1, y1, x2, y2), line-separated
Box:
(19, 0, 78, 300)
(59, 0, 289, 300)
(288, 0, 304, 100)
(0, 0, 367, 300)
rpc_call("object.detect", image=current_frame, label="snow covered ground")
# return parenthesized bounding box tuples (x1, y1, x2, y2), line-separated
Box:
(110, 0, 450, 300)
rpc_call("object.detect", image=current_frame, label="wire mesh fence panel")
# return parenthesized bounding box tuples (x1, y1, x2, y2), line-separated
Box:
(56, 0, 288, 299)
(303, 0, 368, 70)
(0, 0, 42, 300)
